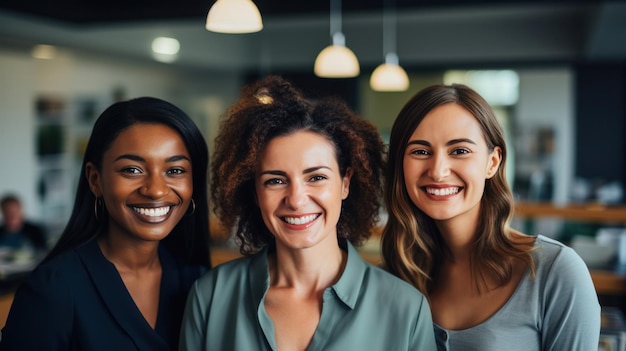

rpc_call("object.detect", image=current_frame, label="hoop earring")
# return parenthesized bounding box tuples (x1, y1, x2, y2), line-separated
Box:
(186, 198, 196, 216)
(94, 197, 103, 221)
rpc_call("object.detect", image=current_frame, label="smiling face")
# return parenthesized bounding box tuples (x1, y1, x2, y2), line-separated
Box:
(86, 123, 193, 243)
(255, 130, 351, 252)
(402, 103, 501, 225)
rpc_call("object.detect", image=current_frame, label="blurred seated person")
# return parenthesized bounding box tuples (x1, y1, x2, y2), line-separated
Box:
(0, 194, 47, 252)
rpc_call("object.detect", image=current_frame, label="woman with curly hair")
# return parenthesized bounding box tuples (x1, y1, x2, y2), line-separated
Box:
(180, 75, 436, 351)
(381, 84, 600, 350)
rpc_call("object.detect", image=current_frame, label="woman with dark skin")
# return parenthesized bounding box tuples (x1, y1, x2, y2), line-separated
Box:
(180, 76, 436, 351)
(0, 97, 211, 351)
(381, 84, 600, 350)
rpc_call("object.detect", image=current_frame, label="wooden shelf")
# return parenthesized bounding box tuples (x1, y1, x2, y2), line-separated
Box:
(591, 269, 626, 295)
(514, 201, 626, 223)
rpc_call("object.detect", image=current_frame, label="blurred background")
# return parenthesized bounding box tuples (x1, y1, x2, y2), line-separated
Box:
(0, 0, 625, 254)
(2, 1, 626, 334)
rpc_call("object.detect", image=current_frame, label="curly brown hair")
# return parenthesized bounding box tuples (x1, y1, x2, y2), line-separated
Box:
(211, 75, 386, 255)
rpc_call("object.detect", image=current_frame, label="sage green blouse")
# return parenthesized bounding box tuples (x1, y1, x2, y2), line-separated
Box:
(179, 241, 436, 351)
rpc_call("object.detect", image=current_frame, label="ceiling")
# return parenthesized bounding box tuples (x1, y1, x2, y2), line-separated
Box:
(0, 0, 595, 25)
(0, 0, 624, 73)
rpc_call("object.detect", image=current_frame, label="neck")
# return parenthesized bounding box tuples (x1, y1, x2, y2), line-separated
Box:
(269, 240, 347, 294)
(436, 220, 476, 262)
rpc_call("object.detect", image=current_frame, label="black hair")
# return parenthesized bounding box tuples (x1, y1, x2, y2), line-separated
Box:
(43, 97, 211, 267)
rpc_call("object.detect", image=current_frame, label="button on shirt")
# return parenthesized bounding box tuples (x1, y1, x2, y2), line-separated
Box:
(179, 241, 437, 351)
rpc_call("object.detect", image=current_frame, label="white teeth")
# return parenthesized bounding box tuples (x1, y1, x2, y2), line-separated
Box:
(133, 206, 170, 217)
(426, 187, 459, 196)
(284, 214, 318, 225)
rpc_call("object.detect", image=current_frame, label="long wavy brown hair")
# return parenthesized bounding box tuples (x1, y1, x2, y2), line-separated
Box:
(381, 84, 535, 297)
(211, 75, 386, 255)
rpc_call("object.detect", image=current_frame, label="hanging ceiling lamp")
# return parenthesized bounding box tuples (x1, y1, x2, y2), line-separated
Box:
(370, 0, 409, 91)
(206, 0, 263, 34)
(314, 0, 360, 78)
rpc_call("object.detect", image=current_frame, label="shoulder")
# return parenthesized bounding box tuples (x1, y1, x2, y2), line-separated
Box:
(12, 248, 84, 309)
(33, 249, 81, 275)
(352, 263, 432, 328)
(369, 263, 425, 294)
(186, 254, 260, 313)
(344, 242, 427, 303)
(30, 247, 84, 283)
(531, 235, 592, 287)
(360, 263, 429, 312)
(532, 235, 585, 269)
(194, 255, 254, 290)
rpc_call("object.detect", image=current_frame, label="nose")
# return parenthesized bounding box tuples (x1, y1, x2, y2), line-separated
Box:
(284, 181, 308, 210)
(428, 153, 450, 182)
(139, 172, 170, 199)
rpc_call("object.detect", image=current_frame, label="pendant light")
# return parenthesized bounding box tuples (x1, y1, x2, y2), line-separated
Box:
(370, 0, 409, 91)
(206, 0, 263, 34)
(314, 0, 360, 78)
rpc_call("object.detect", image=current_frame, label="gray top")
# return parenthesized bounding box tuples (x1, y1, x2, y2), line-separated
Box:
(434, 235, 601, 351)
(179, 241, 437, 351)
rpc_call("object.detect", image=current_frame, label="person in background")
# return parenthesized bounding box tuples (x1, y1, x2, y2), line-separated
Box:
(179, 75, 436, 351)
(0, 97, 211, 351)
(0, 194, 47, 251)
(381, 83, 600, 351)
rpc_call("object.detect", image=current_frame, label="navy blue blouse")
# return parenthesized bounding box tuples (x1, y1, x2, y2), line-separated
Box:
(0, 239, 204, 350)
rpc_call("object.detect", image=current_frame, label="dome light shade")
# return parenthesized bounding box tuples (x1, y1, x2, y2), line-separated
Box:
(369, 0, 409, 91)
(370, 53, 409, 91)
(314, 0, 359, 78)
(206, 0, 263, 34)
(314, 36, 360, 78)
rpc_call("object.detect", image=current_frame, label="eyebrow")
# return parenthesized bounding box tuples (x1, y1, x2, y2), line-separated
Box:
(406, 138, 477, 147)
(259, 166, 331, 176)
(114, 154, 191, 163)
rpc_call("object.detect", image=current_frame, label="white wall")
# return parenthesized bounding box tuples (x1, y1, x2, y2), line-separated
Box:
(0, 50, 38, 219)
(516, 68, 574, 205)
(513, 68, 574, 238)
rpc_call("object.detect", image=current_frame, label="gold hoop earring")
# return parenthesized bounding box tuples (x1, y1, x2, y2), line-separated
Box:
(186, 198, 196, 216)
(94, 197, 103, 221)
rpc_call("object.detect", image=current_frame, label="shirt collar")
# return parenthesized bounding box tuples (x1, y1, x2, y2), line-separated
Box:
(247, 240, 369, 310)
(330, 240, 367, 310)
(248, 247, 271, 306)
